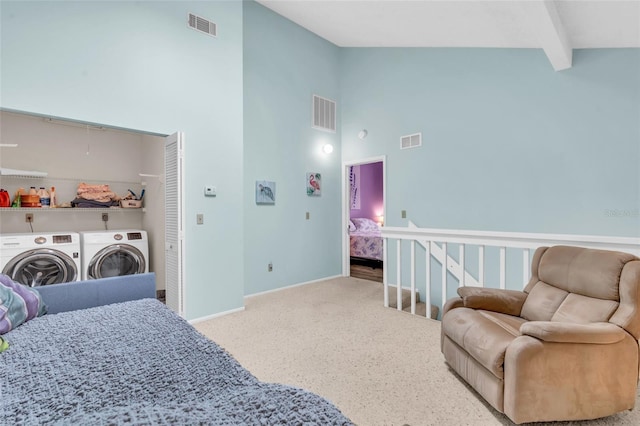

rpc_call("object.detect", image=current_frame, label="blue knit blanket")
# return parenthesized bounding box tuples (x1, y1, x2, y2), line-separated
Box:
(1, 299, 353, 425)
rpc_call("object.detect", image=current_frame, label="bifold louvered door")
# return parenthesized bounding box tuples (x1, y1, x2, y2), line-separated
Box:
(165, 132, 185, 317)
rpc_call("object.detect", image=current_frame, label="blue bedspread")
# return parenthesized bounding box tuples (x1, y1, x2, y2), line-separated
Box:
(1, 299, 352, 425)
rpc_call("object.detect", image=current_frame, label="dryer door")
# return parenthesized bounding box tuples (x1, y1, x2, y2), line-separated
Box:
(2, 248, 78, 287)
(87, 244, 146, 279)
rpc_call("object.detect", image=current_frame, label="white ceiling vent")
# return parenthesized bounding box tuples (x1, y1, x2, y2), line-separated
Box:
(312, 95, 336, 133)
(188, 13, 217, 37)
(400, 133, 422, 150)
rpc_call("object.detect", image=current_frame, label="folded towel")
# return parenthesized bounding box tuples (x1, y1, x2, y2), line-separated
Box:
(78, 192, 118, 203)
(77, 183, 111, 194)
(70, 198, 119, 208)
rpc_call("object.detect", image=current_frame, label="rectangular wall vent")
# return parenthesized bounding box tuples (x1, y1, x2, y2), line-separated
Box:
(400, 133, 422, 150)
(312, 94, 336, 132)
(188, 13, 217, 37)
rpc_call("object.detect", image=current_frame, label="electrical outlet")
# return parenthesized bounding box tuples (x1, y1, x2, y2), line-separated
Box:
(401, 210, 407, 218)
(196, 214, 204, 225)
(268, 262, 273, 272)
(102, 213, 109, 222)
(25, 213, 34, 223)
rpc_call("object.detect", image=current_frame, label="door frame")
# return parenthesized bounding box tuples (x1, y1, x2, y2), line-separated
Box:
(341, 155, 387, 276)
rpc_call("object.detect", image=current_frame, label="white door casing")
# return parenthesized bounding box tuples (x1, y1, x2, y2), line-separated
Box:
(341, 155, 386, 276)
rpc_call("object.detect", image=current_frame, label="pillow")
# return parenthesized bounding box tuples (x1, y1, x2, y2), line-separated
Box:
(349, 220, 356, 232)
(0, 274, 47, 335)
(351, 217, 379, 232)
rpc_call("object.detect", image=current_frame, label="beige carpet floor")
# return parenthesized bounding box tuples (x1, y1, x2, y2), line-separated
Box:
(193, 277, 640, 426)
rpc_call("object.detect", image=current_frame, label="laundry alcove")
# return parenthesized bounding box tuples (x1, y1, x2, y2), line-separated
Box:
(0, 109, 184, 311)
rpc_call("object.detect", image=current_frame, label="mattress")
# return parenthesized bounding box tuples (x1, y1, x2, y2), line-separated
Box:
(1, 298, 353, 425)
(350, 229, 383, 261)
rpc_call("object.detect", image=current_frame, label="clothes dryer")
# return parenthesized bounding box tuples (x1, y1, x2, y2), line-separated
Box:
(0, 232, 82, 287)
(80, 230, 149, 280)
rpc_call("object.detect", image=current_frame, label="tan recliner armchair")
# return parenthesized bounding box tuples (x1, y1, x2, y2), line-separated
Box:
(441, 245, 640, 424)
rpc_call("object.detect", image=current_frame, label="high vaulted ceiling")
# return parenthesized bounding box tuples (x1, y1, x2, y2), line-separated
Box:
(256, 0, 640, 70)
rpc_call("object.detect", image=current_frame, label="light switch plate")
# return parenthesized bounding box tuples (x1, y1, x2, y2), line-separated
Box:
(196, 214, 204, 225)
(204, 186, 216, 196)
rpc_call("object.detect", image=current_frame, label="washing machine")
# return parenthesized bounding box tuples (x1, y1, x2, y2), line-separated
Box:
(0, 232, 82, 287)
(80, 230, 149, 280)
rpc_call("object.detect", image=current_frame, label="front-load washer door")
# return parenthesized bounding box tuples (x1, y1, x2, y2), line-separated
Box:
(2, 248, 78, 287)
(87, 244, 146, 279)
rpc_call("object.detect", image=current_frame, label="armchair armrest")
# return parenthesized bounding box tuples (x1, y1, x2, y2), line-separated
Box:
(457, 287, 527, 316)
(520, 321, 627, 344)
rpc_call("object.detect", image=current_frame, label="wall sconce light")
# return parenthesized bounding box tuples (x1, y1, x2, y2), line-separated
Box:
(322, 144, 334, 154)
(358, 129, 368, 140)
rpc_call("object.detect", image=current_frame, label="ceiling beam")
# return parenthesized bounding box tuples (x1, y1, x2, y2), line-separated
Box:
(526, 0, 573, 71)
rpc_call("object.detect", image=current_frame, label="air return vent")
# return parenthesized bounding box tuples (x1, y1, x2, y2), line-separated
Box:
(188, 13, 217, 37)
(312, 95, 336, 132)
(400, 133, 422, 150)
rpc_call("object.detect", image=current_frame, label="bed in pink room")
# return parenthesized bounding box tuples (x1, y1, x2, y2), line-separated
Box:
(349, 217, 383, 268)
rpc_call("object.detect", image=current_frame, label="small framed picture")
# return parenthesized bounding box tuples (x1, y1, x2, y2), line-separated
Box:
(307, 172, 321, 196)
(256, 180, 276, 205)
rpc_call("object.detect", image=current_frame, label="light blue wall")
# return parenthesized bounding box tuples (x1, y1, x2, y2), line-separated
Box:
(3, 0, 638, 316)
(341, 48, 640, 237)
(1, 0, 245, 320)
(242, 2, 342, 295)
(340, 48, 640, 311)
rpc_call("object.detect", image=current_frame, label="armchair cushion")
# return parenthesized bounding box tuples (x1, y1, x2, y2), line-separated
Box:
(457, 287, 527, 317)
(520, 282, 568, 321)
(551, 293, 619, 323)
(520, 321, 627, 344)
(537, 245, 636, 300)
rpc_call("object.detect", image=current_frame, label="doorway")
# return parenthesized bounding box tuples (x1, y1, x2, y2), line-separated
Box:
(342, 156, 386, 281)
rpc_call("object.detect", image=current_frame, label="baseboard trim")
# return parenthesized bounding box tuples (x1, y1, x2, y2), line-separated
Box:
(245, 275, 343, 299)
(188, 306, 245, 324)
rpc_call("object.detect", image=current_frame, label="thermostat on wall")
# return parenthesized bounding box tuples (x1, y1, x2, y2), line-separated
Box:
(204, 186, 216, 197)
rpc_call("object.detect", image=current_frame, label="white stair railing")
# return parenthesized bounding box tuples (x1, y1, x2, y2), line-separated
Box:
(381, 223, 640, 320)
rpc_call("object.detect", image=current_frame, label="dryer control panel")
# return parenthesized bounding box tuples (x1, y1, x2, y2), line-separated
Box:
(53, 235, 73, 244)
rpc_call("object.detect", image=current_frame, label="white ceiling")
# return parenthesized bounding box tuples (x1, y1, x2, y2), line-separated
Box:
(256, 0, 640, 70)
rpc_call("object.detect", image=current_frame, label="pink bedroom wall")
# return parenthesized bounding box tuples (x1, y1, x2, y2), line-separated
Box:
(350, 161, 383, 222)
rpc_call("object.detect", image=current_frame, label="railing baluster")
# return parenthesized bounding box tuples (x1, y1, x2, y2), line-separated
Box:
(522, 248, 530, 289)
(459, 244, 465, 287)
(397, 240, 402, 311)
(442, 242, 447, 310)
(426, 241, 431, 319)
(478, 245, 485, 287)
(383, 238, 389, 308)
(410, 240, 416, 314)
(500, 247, 506, 289)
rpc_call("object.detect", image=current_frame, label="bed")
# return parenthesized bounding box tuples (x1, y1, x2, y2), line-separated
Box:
(349, 217, 383, 268)
(0, 275, 352, 425)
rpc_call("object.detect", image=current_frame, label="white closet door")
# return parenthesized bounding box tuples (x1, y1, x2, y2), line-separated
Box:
(165, 132, 185, 316)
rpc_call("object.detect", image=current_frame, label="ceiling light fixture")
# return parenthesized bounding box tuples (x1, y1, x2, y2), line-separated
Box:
(322, 144, 334, 154)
